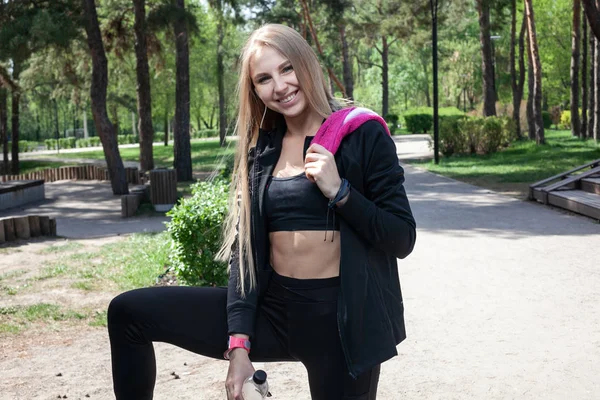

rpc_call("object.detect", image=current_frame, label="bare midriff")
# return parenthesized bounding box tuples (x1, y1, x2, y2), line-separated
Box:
(269, 230, 340, 279)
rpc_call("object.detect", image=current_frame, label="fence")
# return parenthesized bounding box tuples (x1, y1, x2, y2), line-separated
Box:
(0, 165, 141, 185)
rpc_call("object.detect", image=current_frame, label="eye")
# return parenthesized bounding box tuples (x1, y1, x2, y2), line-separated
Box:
(282, 64, 293, 73)
(256, 76, 270, 84)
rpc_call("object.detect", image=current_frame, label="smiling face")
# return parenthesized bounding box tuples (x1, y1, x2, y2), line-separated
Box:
(250, 45, 310, 122)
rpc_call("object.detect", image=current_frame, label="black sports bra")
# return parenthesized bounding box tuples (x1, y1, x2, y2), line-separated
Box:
(265, 172, 339, 232)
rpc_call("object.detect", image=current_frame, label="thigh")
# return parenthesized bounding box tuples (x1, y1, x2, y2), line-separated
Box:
(108, 286, 291, 361)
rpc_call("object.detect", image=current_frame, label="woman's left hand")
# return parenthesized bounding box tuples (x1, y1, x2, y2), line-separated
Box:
(305, 143, 342, 200)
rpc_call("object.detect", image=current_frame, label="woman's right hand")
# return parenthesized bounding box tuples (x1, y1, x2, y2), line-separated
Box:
(226, 349, 255, 400)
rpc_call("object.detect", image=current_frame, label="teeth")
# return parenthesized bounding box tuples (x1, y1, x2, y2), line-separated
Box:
(280, 92, 296, 103)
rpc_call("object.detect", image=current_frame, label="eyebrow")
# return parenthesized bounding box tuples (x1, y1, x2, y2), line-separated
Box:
(252, 60, 292, 81)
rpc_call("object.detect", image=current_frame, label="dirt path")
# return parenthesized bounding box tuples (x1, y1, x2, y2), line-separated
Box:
(2, 157, 600, 399)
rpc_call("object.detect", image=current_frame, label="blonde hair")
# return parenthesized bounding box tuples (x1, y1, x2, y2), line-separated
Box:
(217, 24, 341, 296)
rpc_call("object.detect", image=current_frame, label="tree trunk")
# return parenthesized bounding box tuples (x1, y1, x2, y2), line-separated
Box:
(511, 0, 526, 139)
(83, 107, 89, 139)
(595, 34, 600, 141)
(0, 88, 7, 173)
(589, 34, 596, 139)
(582, 0, 600, 41)
(133, 0, 155, 172)
(173, 0, 192, 181)
(525, 0, 545, 144)
(217, 14, 226, 147)
(382, 36, 389, 117)
(571, 0, 582, 137)
(527, 30, 535, 140)
(340, 24, 353, 100)
(82, 0, 129, 195)
(476, 0, 496, 116)
(164, 101, 169, 146)
(10, 60, 21, 174)
(582, 14, 589, 138)
(299, 0, 346, 96)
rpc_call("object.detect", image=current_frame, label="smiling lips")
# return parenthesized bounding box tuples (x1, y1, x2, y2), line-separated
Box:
(279, 91, 298, 104)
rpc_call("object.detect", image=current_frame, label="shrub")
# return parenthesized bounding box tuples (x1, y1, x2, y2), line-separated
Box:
(459, 117, 484, 154)
(560, 110, 571, 130)
(154, 132, 165, 142)
(549, 106, 562, 128)
(480, 116, 504, 154)
(89, 137, 101, 147)
(167, 179, 230, 287)
(499, 116, 518, 144)
(438, 117, 468, 157)
(404, 113, 433, 133)
(384, 114, 399, 134)
(541, 111, 552, 129)
(117, 134, 138, 145)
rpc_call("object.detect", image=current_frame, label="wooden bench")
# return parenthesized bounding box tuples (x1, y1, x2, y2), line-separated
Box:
(0, 180, 45, 211)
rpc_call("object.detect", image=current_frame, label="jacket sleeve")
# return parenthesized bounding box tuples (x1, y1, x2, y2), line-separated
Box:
(226, 147, 259, 338)
(226, 232, 258, 337)
(335, 120, 417, 259)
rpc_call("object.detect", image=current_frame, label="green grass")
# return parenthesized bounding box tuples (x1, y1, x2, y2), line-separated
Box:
(410, 130, 600, 197)
(18, 160, 79, 175)
(38, 241, 84, 254)
(51, 139, 236, 172)
(0, 303, 91, 334)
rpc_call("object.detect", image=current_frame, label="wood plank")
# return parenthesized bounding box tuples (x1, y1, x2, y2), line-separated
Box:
(530, 158, 600, 189)
(548, 190, 600, 220)
(542, 166, 600, 193)
(581, 177, 600, 195)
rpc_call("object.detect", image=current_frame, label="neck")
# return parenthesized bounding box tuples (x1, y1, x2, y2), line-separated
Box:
(284, 109, 323, 138)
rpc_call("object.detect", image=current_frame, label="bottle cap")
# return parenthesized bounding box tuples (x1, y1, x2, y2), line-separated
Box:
(253, 370, 267, 385)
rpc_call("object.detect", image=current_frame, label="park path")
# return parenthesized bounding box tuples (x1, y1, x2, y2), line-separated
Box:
(2, 135, 600, 399)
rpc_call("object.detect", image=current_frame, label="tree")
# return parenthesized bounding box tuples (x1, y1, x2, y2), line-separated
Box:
(588, 28, 596, 139)
(582, 13, 588, 138)
(595, 33, 600, 141)
(510, 0, 526, 139)
(476, 0, 496, 116)
(582, 0, 600, 41)
(571, 0, 581, 137)
(82, 0, 129, 194)
(173, 0, 193, 181)
(133, 0, 155, 172)
(525, 0, 545, 144)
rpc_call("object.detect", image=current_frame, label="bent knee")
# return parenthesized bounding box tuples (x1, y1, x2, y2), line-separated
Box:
(107, 290, 141, 327)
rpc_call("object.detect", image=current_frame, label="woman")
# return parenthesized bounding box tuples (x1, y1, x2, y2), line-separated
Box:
(108, 24, 416, 400)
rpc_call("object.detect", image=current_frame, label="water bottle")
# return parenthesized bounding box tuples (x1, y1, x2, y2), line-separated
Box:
(241, 369, 270, 399)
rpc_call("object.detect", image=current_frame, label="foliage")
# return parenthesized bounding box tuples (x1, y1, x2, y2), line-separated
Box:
(167, 179, 230, 287)
(439, 117, 468, 156)
(559, 110, 571, 130)
(384, 114, 399, 134)
(541, 111, 552, 130)
(403, 107, 465, 133)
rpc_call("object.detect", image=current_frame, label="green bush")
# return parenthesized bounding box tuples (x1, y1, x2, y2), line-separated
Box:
(167, 179, 230, 287)
(117, 134, 138, 145)
(155, 132, 165, 142)
(404, 113, 433, 133)
(542, 111, 552, 129)
(480, 117, 504, 154)
(560, 110, 571, 130)
(89, 137, 101, 147)
(384, 114, 399, 134)
(439, 117, 468, 157)
(458, 117, 483, 154)
(192, 129, 219, 139)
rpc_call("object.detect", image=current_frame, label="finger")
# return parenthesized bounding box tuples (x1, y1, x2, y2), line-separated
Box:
(307, 143, 328, 154)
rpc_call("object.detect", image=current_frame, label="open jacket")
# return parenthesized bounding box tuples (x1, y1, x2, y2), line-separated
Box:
(226, 118, 417, 378)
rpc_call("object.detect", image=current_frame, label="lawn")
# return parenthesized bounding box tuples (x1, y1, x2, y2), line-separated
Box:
(409, 130, 600, 198)
(51, 139, 236, 172)
(18, 160, 80, 175)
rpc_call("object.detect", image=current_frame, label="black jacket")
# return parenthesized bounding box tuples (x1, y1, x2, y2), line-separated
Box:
(227, 119, 417, 377)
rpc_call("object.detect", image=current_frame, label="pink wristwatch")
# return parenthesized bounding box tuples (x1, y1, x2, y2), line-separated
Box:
(223, 336, 251, 360)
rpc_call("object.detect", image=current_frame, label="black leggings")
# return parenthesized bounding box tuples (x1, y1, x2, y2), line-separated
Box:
(108, 272, 380, 399)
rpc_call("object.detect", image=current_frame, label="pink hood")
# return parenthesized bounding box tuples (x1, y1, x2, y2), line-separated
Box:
(311, 107, 390, 155)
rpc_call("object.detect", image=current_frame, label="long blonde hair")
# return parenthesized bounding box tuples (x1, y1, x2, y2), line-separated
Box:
(217, 24, 341, 296)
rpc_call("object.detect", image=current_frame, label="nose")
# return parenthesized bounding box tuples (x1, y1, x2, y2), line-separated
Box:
(273, 75, 287, 94)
